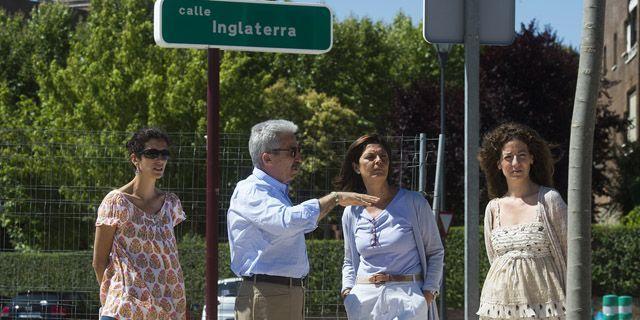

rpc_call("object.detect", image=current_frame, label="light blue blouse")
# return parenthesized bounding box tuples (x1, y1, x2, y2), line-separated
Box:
(227, 168, 320, 278)
(342, 188, 444, 292)
(352, 189, 422, 276)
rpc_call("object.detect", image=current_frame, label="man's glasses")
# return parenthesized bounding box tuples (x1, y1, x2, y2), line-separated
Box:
(270, 146, 301, 158)
(139, 148, 170, 160)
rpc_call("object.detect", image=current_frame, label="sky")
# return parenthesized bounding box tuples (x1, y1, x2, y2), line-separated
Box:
(295, 0, 583, 49)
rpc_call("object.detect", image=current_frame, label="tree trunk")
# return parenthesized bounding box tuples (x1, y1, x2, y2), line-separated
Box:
(567, 0, 605, 319)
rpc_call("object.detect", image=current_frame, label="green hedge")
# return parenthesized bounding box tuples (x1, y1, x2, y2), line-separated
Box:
(1, 226, 638, 314)
(592, 225, 640, 296)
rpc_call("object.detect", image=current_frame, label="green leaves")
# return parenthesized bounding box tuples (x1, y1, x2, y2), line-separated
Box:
(0, 2, 453, 250)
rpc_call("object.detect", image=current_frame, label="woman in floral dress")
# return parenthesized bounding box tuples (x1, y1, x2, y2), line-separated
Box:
(92, 128, 187, 320)
(477, 123, 567, 319)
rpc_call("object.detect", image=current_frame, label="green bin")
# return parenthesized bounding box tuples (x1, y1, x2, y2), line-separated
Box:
(603, 295, 618, 320)
(618, 296, 632, 320)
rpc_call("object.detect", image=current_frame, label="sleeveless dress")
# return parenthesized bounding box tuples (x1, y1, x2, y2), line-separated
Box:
(477, 200, 566, 319)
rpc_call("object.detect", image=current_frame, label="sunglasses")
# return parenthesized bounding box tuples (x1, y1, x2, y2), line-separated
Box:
(270, 146, 301, 158)
(139, 148, 170, 160)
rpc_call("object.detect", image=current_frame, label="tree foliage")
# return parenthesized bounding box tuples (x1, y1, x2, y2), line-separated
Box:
(0, 2, 626, 248)
(389, 22, 627, 219)
(4, 1, 439, 249)
(608, 141, 640, 213)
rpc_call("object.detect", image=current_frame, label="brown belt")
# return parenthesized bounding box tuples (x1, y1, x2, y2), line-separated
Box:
(356, 273, 422, 284)
(242, 274, 305, 287)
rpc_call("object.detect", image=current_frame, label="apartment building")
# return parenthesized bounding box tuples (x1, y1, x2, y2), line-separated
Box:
(604, 0, 640, 142)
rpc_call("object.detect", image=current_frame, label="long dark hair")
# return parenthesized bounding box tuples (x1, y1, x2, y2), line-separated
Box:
(478, 122, 554, 198)
(334, 134, 394, 192)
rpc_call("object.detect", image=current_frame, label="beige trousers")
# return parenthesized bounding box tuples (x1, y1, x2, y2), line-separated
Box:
(234, 280, 304, 320)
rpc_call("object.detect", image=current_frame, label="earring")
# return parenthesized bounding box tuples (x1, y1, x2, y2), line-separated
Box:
(135, 166, 140, 175)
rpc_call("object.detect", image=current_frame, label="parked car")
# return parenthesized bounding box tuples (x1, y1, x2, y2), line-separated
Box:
(0, 295, 11, 319)
(202, 278, 242, 320)
(3, 291, 94, 319)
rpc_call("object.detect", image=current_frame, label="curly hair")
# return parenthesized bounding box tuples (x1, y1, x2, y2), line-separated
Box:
(334, 134, 394, 193)
(478, 122, 554, 199)
(126, 128, 171, 157)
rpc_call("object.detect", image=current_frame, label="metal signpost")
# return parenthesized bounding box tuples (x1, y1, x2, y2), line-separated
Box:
(154, 1, 332, 318)
(423, 0, 514, 319)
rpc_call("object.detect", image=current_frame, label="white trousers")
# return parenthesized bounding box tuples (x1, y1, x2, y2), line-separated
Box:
(343, 281, 438, 320)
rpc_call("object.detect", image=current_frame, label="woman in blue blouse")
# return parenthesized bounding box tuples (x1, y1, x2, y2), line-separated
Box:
(336, 134, 444, 320)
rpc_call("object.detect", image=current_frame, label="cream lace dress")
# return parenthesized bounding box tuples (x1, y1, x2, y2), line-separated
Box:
(477, 201, 566, 319)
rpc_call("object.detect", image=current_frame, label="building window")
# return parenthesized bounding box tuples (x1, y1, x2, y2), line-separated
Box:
(614, 33, 618, 67)
(603, 46, 607, 74)
(628, 89, 638, 142)
(626, 9, 638, 52)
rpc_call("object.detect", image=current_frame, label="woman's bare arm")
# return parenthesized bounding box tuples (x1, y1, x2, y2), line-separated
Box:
(92, 225, 116, 284)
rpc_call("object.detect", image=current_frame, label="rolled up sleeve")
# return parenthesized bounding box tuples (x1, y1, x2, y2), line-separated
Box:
(230, 184, 319, 236)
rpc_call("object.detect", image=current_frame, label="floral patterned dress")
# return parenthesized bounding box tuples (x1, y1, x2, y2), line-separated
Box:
(477, 201, 565, 319)
(96, 190, 187, 320)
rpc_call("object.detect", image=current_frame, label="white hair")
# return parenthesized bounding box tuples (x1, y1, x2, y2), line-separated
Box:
(249, 119, 298, 168)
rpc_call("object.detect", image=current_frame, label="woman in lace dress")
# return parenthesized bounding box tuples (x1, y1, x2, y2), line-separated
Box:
(477, 123, 567, 319)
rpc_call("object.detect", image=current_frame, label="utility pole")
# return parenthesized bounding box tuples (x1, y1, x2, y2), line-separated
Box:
(463, 0, 480, 318)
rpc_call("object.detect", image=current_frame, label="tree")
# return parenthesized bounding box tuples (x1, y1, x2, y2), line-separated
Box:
(481, 22, 627, 213)
(390, 79, 466, 216)
(0, 3, 78, 251)
(479, 22, 578, 201)
(389, 22, 626, 225)
(567, 0, 606, 317)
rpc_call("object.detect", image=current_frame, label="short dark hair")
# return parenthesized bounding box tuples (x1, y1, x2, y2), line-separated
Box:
(126, 128, 171, 156)
(334, 134, 394, 192)
(478, 122, 554, 198)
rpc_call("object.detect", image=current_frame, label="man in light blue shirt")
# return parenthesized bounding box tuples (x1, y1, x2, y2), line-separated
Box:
(228, 119, 377, 320)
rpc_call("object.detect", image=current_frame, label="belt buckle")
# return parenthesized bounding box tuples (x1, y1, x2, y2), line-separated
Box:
(369, 273, 390, 284)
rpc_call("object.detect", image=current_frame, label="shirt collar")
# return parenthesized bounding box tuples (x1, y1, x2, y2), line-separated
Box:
(253, 167, 289, 194)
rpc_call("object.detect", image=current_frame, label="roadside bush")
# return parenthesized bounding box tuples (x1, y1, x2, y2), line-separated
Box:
(622, 206, 640, 227)
(444, 227, 491, 308)
(1, 226, 638, 312)
(592, 225, 640, 296)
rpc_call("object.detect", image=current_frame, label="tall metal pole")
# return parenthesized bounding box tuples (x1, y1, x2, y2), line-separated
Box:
(437, 50, 448, 320)
(206, 48, 220, 320)
(438, 52, 447, 216)
(463, 0, 480, 318)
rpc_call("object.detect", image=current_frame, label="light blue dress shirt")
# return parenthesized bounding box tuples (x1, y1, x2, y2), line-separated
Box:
(227, 168, 320, 278)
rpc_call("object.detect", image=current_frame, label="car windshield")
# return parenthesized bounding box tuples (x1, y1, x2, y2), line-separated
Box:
(218, 281, 240, 297)
(12, 292, 79, 305)
(13, 293, 61, 304)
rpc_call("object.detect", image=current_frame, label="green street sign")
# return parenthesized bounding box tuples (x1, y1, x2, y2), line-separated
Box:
(154, 0, 333, 54)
